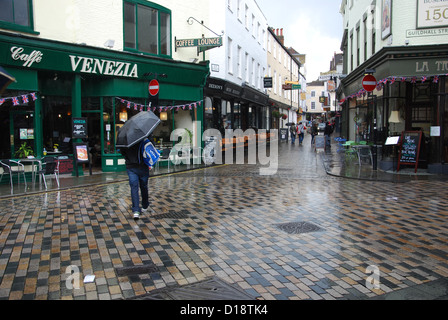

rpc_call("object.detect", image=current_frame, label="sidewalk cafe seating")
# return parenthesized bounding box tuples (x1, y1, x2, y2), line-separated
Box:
(335, 137, 347, 153)
(156, 148, 172, 173)
(356, 141, 373, 165)
(37, 157, 60, 189)
(340, 141, 358, 162)
(0, 159, 27, 191)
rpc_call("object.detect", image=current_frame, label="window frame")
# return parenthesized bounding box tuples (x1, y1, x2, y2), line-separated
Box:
(123, 0, 172, 58)
(0, 0, 38, 35)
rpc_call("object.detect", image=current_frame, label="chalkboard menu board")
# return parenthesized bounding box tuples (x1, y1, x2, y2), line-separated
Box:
(72, 118, 88, 139)
(280, 128, 288, 141)
(314, 136, 325, 151)
(397, 131, 422, 173)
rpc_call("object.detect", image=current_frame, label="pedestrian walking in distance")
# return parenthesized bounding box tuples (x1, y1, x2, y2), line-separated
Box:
(120, 140, 153, 220)
(311, 122, 318, 146)
(297, 122, 306, 145)
(324, 122, 333, 149)
(290, 123, 297, 144)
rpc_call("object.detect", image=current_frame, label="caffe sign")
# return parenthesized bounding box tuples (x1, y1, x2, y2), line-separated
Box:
(11, 46, 43, 68)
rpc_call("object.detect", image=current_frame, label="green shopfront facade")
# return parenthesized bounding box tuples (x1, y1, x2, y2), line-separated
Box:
(0, 32, 209, 172)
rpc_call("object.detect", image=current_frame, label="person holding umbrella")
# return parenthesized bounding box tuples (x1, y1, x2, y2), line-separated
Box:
(117, 111, 161, 220)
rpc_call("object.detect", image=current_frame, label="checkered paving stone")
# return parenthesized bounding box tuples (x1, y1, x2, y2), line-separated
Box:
(1, 144, 448, 300)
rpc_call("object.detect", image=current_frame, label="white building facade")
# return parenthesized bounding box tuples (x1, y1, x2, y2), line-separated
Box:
(152, 0, 269, 139)
(266, 28, 302, 129)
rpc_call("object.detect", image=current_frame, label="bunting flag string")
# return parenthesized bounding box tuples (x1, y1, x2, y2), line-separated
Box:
(0, 92, 38, 107)
(115, 97, 203, 113)
(339, 74, 448, 105)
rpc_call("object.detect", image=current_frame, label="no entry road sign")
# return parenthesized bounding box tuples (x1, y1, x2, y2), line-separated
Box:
(149, 79, 160, 96)
(362, 75, 377, 92)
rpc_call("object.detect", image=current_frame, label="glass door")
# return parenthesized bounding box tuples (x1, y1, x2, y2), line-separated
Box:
(82, 112, 102, 168)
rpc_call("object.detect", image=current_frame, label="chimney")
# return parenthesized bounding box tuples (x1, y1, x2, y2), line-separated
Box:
(278, 28, 284, 45)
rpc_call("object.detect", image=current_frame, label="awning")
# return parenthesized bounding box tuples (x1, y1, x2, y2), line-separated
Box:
(0, 66, 16, 95)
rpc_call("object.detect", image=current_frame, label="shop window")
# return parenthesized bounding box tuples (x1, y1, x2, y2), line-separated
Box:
(234, 103, 241, 129)
(0, 90, 35, 159)
(0, 0, 36, 34)
(123, 0, 171, 57)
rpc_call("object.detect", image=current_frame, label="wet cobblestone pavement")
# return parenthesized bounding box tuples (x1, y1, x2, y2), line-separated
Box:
(0, 135, 447, 301)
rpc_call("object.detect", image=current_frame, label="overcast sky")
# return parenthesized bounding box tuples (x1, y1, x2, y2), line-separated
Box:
(256, 0, 343, 82)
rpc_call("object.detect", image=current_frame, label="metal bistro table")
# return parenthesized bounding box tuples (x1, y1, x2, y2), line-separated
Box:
(19, 157, 42, 184)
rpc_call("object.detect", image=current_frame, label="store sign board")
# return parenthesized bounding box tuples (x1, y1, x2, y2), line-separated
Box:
(391, 57, 448, 75)
(417, 0, 448, 29)
(69, 55, 138, 78)
(264, 77, 273, 88)
(72, 118, 88, 139)
(175, 37, 222, 48)
(4, 44, 138, 78)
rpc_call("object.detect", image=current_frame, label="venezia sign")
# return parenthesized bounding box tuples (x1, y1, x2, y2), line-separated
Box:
(69, 55, 138, 78)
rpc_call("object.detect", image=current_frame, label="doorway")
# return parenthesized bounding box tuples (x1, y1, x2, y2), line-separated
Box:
(82, 112, 102, 168)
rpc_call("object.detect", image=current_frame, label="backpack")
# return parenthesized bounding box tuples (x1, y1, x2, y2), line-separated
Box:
(290, 125, 297, 134)
(140, 138, 160, 168)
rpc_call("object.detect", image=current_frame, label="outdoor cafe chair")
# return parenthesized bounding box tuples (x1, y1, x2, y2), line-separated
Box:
(356, 141, 374, 166)
(37, 157, 60, 189)
(0, 159, 27, 191)
(156, 148, 172, 173)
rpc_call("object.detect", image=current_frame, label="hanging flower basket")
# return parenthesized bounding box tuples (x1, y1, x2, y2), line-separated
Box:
(272, 111, 281, 118)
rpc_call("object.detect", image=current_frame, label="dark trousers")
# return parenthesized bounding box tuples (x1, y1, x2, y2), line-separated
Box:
(127, 167, 149, 213)
(298, 133, 304, 144)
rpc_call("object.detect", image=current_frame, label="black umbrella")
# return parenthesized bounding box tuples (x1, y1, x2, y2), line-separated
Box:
(116, 111, 161, 148)
(0, 66, 16, 95)
(286, 122, 295, 126)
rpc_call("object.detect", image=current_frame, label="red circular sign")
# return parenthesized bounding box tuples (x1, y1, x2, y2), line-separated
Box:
(362, 75, 377, 92)
(149, 79, 159, 96)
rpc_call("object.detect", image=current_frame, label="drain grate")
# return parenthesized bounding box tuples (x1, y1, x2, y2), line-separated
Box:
(276, 221, 325, 235)
(126, 277, 257, 300)
(115, 263, 159, 277)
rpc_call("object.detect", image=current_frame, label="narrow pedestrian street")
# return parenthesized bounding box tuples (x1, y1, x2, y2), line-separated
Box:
(0, 135, 447, 302)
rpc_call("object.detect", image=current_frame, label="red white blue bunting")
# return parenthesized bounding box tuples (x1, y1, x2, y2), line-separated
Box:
(115, 97, 203, 112)
(0, 92, 38, 106)
(339, 74, 446, 105)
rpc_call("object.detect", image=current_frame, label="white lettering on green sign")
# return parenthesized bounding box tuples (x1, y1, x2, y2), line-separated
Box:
(176, 37, 222, 48)
(11, 46, 43, 68)
(69, 55, 138, 78)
